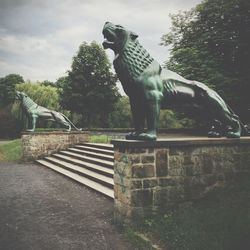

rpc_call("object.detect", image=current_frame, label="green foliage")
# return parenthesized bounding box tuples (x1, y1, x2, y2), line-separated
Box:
(159, 110, 194, 128)
(162, 0, 250, 121)
(0, 105, 22, 138)
(89, 135, 112, 143)
(16, 81, 61, 110)
(55, 76, 69, 89)
(0, 139, 22, 162)
(0, 74, 24, 107)
(131, 175, 250, 250)
(60, 41, 120, 128)
(108, 97, 194, 129)
(0, 74, 24, 138)
(125, 228, 155, 250)
(108, 96, 133, 128)
(41, 80, 55, 87)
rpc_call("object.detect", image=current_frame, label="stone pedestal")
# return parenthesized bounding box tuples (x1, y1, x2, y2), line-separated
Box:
(22, 131, 89, 161)
(112, 137, 250, 223)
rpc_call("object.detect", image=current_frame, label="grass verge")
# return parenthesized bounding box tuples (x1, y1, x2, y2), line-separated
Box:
(127, 175, 250, 250)
(0, 139, 22, 162)
(89, 135, 112, 143)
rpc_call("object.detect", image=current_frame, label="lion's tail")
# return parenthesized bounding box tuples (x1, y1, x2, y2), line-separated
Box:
(60, 113, 82, 131)
(51, 111, 82, 131)
(226, 105, 250, 136)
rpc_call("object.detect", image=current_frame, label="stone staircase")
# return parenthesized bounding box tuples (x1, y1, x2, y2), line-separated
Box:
(36, 143, 114, 199)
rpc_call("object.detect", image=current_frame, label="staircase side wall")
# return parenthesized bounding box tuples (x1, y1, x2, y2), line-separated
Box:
(22, 131, 89, 162)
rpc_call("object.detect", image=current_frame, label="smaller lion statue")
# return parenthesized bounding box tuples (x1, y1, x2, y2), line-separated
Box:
(102, 22, 249, 140)
(15, 91, 81, 132)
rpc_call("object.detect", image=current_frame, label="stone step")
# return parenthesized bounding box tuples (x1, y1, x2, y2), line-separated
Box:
(44, 156, 114, 188)
(36, 159, 114, 199)
(83, 143, 114, 151)
(53, 152, 114, 177)
(74, 144, 114, 156)
(67, 147, 114, 163)
(60, 150, 114, 169)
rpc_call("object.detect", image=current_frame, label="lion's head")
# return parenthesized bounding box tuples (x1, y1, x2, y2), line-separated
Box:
(102, 22, 138, 53)
(15, 91, 26, 100)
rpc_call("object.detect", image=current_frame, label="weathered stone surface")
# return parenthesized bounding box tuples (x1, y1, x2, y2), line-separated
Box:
(114, 152, 130, 164)
(114, 161, 131, 178)
(132, 164, 155, 178)
(141, 155, 155, 164)
(143, 179, 158, 188)
(148, 148, 154, 154)
(185, 165, 193, 176)
(168, 167, 186, 176)
(114, 200, 132, 220)
(168, 186, 186, 202)
(127, 148, 147, 154)
(239, 153, 250, 171)
(155, 149, 168, 176)
(131, 189, 153, 206)
(114, 174, 130, 186)
(130, 206, 155, 219)
(153, 187, 170, 206)
(129, 154, 141, 164)
(169, 155, 184, 169)
(217, 173, 225, 181)
(114, 184, 131, 205)
(130, 180, 143, 189)
(183, 155, 194, 165)
(158, 177, 178, 187)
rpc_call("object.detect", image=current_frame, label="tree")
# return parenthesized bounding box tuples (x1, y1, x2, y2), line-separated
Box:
(161, 0, 250, 121)
(0, 74, 24, 106)
(0, 74, 24, 138)
(41, 80, 55, 87)
(108, 96, 133, 128)
(60, 41, 120, 127)
(55, 76, 69, 89)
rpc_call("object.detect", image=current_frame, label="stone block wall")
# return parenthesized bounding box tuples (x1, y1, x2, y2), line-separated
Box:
(112, 138, 250, 222)
(22, 131, 89, 161)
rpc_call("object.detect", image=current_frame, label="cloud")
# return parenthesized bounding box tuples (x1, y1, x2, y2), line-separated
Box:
(0, 0, 202, 81)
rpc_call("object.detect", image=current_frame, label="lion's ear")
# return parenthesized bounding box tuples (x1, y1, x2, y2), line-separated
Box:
(130, 32, 138, 40)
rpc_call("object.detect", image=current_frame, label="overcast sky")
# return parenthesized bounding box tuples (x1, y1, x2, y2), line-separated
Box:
(0, 0, 201, 82)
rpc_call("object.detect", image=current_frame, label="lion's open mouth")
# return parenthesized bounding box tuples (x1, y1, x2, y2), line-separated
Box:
(102, 25, 116, 49)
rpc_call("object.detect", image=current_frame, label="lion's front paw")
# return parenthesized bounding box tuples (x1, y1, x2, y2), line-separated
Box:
(207, 130, 221, 138)
(125, 132, 157, 141)
(207, 124, 222, 138)
(125, 132, 140, 140)
(137, 133, 157, 141)
(26, 129, 35, 132)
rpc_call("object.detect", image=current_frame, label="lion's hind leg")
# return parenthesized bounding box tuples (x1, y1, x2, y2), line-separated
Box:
(51, 111, 71, 131)
(196, 88, 241, 138)
(65, 123, 71, 132)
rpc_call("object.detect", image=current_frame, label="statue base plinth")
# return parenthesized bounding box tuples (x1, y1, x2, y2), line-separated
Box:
(112, 137, 250, 223)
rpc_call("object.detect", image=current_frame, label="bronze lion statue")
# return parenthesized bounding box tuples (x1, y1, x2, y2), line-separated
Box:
(102, 22, 247, 140)
(15, 91, 81, 132)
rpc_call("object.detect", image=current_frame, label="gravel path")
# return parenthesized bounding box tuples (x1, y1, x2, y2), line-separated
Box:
(0, 163, 130, 250)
